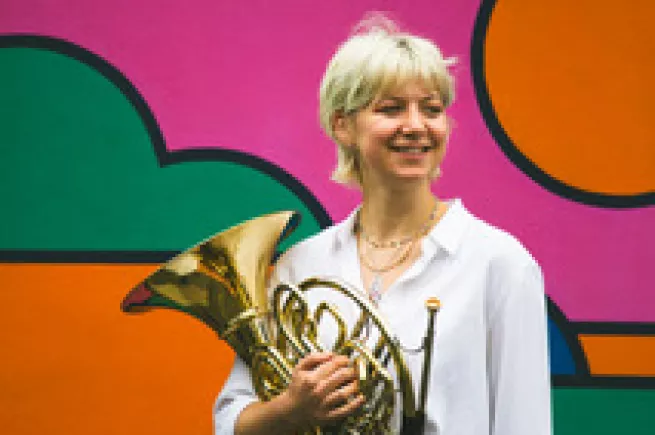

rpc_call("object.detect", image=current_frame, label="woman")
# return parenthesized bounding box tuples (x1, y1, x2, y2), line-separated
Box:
(214, 17, 551, 435)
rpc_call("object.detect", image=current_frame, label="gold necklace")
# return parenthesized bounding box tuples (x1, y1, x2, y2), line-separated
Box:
(357, 201, 438, 249)
(358, 238, 416, 273)
(356, 199, 439, 306)
(358, 236, 417, 306)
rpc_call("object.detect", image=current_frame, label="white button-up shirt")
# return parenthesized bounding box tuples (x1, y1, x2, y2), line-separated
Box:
(213, 199, 552, 435)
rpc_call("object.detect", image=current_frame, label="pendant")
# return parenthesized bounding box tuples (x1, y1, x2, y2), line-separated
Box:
(369, 274, 383, 306)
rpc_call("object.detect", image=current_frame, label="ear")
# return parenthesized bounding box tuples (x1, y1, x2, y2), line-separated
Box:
(332, 110, 355, 147)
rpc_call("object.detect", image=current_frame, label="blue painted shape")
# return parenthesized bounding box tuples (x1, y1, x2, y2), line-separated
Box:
(548, 317, 576, 375)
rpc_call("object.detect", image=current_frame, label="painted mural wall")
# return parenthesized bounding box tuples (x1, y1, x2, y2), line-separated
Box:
(0, 1, 653, 433)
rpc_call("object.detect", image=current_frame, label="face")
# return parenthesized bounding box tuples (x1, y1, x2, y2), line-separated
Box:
(337, 79, 449, 187)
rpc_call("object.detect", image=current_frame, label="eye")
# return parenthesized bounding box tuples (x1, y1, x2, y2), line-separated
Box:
(423, 104, 444, 116)
(376, 104, 403, 114)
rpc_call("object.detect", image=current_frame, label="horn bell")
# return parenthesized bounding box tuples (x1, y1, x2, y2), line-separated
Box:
(121, 210, 299, 363)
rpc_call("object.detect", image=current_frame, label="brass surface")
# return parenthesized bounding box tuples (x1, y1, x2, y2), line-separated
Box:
(122, 211, 440, 434)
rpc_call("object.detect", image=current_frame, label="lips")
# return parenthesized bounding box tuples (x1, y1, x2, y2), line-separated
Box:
(386, 143, 437, 153)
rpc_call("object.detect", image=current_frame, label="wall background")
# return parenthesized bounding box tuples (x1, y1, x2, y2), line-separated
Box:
(1, 0, 653, 433)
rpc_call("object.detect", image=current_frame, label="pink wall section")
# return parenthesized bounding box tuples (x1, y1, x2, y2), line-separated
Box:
(2, 0, 653, 322)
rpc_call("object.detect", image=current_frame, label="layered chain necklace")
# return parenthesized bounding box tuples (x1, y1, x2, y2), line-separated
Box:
(356, 201, 438, 306)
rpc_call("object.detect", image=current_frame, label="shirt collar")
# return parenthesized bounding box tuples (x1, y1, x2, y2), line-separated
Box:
(333, 205, 360, 250)
(423, 198, 470, 256)
(332, 198, 470, 256)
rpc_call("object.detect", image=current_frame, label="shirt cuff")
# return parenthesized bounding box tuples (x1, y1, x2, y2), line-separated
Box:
(213, 394, 258, 435)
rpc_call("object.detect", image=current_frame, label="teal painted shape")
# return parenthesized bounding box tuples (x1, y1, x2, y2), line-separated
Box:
(553, 388, 655, 433)
(0, 47, 321, 251)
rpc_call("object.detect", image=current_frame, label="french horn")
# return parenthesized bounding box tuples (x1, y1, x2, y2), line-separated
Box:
(122, 211, 440, 434)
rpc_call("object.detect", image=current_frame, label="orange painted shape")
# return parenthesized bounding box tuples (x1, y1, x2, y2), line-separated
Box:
(486, 1, 655, 195)
(0, 264, 236, 435)
(579, 334, 655, 376)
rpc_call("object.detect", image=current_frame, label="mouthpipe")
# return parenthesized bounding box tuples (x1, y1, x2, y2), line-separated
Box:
(418, 298, 441, 419)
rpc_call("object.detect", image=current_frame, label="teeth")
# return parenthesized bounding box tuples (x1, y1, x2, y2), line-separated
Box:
(391, 147, 424, 153)
(387, 144, 434, 153)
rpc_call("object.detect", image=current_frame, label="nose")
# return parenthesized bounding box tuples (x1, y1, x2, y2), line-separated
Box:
(400, 105, 427, 137)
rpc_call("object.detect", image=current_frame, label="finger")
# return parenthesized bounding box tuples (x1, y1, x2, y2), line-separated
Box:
(315, 366, 357, 397)
(296, 352, 333, 371)
(324, 394, 366, 421)
(312, 355, 351, 380)
(322, 379, 360, 409)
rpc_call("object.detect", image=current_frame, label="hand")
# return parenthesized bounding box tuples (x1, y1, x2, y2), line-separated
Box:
(279, 352, 366, 429)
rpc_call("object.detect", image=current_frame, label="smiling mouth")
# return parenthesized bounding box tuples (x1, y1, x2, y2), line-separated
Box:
(386, 144, 436, 153)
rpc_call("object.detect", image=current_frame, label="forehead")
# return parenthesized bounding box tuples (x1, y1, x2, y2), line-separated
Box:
(374, 78, 442, 101)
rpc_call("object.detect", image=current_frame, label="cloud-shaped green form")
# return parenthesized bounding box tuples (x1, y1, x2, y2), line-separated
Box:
(0, 40, 327, 253)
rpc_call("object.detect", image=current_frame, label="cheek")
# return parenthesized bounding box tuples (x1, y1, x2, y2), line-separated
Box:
(428, 119, 450, 141)
(360, 119, 399, 142)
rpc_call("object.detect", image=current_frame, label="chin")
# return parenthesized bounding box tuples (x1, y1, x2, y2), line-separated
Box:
(390, 172, 432, 183)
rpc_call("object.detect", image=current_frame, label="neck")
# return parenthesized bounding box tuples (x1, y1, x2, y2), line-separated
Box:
(359, 180, 438, 243)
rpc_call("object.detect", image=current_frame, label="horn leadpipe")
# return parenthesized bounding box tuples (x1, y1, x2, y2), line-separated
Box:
(403, 296, 441, 434)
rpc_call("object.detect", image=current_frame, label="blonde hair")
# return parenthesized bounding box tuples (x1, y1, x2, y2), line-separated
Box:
(319, 14, 456, 186)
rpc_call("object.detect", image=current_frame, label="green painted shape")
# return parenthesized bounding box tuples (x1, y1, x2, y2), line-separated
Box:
(0, 47, 321, 250)
(553, 387, 655, 434)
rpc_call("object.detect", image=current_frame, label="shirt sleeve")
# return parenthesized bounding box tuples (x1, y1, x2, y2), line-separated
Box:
(212, 250, 296, 435)
(487, 258, 552, 435)
(213, 356, 258, 435)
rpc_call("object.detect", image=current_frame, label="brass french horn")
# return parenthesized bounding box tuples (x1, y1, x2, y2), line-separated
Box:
(122, 211, 440, 434)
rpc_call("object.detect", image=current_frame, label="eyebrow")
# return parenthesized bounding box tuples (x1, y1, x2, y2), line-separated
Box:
(377, 95, 443, 103)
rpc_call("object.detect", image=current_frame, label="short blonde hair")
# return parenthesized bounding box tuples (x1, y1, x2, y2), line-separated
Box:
(319, 15, 456, 186)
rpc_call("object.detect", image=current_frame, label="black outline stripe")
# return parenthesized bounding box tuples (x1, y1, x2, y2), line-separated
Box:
(471, 0, 654, 208)
(0, 33, 332, 229)
(553, 375, 655, 389)
(574, 322, 655, 336)
(0, 250, 178, 263)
